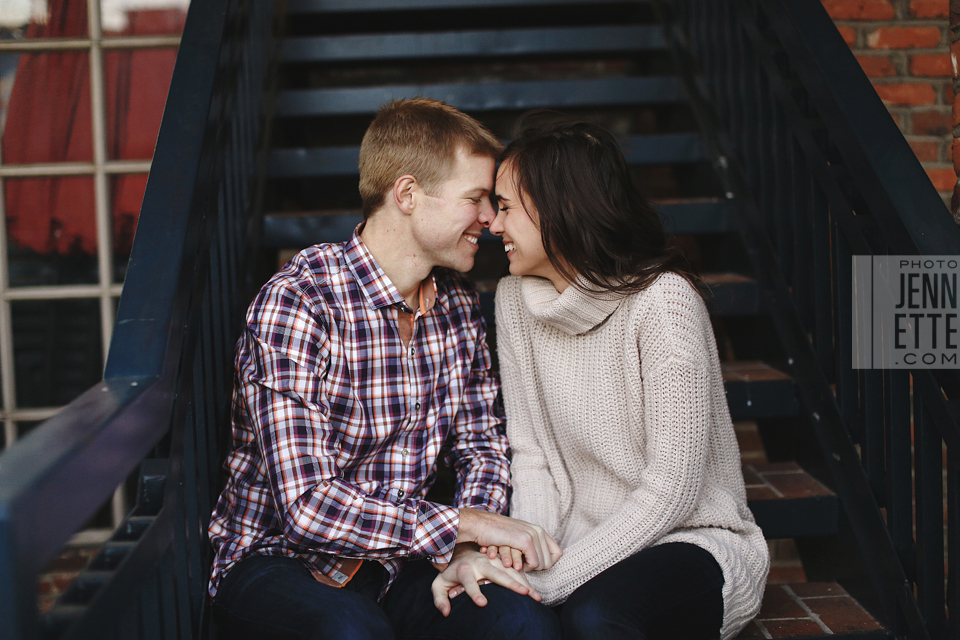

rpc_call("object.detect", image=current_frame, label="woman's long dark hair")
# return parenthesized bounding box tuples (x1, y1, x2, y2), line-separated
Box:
(501, 113, 701, 296)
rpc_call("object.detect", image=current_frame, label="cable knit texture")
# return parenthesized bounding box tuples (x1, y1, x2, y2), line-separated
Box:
(496, 273, 769, 640)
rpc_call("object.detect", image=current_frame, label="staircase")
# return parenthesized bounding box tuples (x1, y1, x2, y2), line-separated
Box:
(259, 1, 886, 637)
(9, 0, 957, 638)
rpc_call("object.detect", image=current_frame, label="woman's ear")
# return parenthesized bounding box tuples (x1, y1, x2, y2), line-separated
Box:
(392, 175, 418, 215)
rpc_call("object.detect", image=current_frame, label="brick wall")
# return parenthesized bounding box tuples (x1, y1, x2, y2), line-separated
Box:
(822, 0, 954, 207)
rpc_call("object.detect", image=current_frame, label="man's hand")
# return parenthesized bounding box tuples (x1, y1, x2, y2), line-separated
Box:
(431, 544, 541, 617)
(457, 509, 562, 571)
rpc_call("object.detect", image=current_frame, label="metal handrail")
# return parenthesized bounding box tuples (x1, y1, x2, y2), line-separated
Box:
(0, 0, 279, 637)
(659, 0, 960, 637)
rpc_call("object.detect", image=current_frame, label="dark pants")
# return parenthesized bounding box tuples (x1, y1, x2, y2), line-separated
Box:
(212, 554, 561, 640)
(558, 542, 724, 640)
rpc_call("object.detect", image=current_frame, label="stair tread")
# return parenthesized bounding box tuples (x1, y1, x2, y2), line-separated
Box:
(281, 25, 665, 62)
(288, 0, 651, 14)
(737, 583, 887, 639)
(722, 360, 792, 382)
(269, 132, 707, 178)
(261, 198, 729, 247)
(743, 462, 834, 501)
(275, 76, 685, 117)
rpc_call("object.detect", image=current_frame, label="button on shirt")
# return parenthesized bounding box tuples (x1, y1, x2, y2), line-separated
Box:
(208, 232, 510, 598)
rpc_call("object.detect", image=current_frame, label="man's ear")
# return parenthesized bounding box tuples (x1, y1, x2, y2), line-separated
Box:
(392, 175, 418, 215)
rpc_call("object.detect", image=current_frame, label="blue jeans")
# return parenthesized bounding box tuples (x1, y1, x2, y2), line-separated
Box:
(559, 542, 724, 640)
(212, 554, 561, 640)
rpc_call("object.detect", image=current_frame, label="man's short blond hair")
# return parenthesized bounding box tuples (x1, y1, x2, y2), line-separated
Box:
(359, 98, 503, 219)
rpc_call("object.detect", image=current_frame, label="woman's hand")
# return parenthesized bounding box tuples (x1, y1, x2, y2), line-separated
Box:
(431, 543, 542, 617)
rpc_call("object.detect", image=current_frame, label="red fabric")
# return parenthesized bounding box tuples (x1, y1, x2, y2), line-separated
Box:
(3, 3, 185, 257)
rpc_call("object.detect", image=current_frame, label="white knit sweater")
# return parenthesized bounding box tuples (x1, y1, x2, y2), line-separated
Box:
(495, 273, 769, 640)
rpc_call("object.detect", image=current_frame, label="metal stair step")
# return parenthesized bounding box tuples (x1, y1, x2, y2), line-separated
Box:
(700, 272, 759, 317)
(736, 583, 887, 639)
(275, 76, 685, 117)
(745, 462, 837, 539)
(722, 360, 798, 420)
(282, 25, 665, 63)
(288, 0, 651, 14)
(261, 197, 729, 248)
(268, 133, 707, 178)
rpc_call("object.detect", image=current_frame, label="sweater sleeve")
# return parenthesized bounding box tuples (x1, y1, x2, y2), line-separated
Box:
(495, 280, 563, 539)
(527, 280, 714, 604)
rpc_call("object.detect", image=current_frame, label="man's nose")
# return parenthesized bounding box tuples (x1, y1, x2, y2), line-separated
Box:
(478, 197, 496, 227)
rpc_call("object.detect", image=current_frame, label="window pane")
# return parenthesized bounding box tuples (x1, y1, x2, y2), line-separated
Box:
(6, 176, 99, 286)
(102, 1, 189, 36)
(1, 0, 89, 39)
(105, 48, 178, 160)
(13, 298, 103, 408)
(110, 173, 145, 282)
(1, 50, 93, 164)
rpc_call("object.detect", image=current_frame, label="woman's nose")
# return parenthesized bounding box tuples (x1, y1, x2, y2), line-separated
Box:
(489, 209, 505, 236)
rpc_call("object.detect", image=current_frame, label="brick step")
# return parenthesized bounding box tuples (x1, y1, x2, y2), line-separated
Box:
(737, 583, 887, 639)
(745, 462, 837, 539)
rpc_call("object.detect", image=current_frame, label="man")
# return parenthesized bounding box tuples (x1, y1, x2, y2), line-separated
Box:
(208, 98, 562, 640)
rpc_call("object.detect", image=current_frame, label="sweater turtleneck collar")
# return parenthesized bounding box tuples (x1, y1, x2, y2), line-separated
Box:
(520, 275, 624, 335)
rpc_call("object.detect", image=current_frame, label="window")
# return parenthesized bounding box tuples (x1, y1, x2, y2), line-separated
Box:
(0, 0, 189, 532)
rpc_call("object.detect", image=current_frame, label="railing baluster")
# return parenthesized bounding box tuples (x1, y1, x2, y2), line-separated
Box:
(809, 180, 832, 380)
(886, 369, 915, 580)
(914, 396, 946, 633)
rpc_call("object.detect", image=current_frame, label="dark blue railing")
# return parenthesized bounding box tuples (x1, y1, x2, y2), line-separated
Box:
(660, 0, 960, 638)
(0, 0, 280, 637)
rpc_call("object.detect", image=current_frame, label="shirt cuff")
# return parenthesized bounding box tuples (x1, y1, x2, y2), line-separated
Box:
(410, 501, 459, 564)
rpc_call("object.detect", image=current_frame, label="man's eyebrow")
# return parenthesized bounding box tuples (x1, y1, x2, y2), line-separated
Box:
(462, 186, 490, 197)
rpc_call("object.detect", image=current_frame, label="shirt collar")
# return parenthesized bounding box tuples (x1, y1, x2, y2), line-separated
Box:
(344, 227, 440, 315)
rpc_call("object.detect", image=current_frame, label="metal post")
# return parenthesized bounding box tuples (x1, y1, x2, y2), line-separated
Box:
(952, 0, 960, 223)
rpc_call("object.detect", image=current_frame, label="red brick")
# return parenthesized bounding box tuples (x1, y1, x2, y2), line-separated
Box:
(856, 54, 896, 77)
(926, 166, 956, 190)
(909, 139, 940, 161)
(867, 27, 942, 49)
(823, 0, 895, 19)
(805, 596, 883, 634)
(912, 109, 952, 136)
(37, 578, 53, 595)
(874, 82, 937, 105)
(762, 619, 827, 637)
(946, 82, 954, 104)
(910, 53, 952, 77)
(838, 26, 857, 47)
(757, 585, 807, 618)
(52, 574, 74, 592)
(735, 621, 766, 639)
(791, 582, 848, 597)
(952, 138, 960, 172)
(911, 0, 949, 17)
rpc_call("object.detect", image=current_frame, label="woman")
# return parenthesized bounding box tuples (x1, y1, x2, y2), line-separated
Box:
(483, 116, 769, 639)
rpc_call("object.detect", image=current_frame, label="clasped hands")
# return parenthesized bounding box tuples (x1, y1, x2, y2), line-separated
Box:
(430, 508, 562, 617)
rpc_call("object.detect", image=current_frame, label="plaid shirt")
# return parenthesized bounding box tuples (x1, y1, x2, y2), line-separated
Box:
(208, 231, 510, 598)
